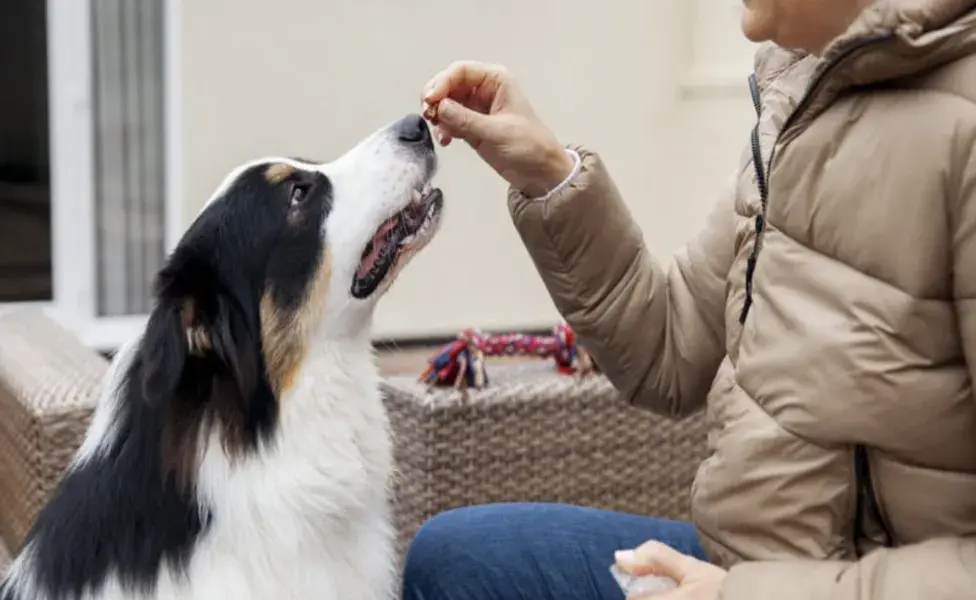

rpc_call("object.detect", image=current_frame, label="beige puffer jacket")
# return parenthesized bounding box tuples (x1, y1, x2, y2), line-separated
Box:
(507, 1, 976, 598)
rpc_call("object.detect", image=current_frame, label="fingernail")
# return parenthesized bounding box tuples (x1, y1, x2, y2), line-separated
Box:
(615, 550, 636, 564)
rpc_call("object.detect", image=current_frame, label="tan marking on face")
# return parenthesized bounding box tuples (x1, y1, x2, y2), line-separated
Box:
(260, 247, 332, 398)
(264, 162, 296, 184)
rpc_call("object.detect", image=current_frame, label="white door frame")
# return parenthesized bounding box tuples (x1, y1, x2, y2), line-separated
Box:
(36, 0, 183, 352)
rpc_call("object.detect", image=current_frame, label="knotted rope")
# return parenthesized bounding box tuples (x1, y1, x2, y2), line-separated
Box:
(419, 322, 598, 389)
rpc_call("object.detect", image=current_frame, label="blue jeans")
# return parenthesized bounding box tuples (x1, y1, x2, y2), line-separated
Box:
(402, 503, 707, 600)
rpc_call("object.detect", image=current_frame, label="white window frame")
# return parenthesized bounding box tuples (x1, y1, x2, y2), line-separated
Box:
(23, 0, 183, 352)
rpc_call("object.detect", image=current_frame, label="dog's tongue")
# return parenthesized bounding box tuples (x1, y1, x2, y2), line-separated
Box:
(356, 217, 399, 277)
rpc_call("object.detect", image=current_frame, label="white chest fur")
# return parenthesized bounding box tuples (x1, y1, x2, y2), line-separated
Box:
(131, 342, 393, 600)
(171, 341, 395, 600)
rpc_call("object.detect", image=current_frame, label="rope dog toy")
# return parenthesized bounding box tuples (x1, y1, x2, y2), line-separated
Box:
(419, 322, 598, 389)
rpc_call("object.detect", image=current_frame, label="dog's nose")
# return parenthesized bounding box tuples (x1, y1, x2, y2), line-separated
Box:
(394, 114, 431, 145)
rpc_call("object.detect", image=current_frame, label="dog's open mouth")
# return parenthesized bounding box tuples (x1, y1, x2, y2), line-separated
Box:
(351, 183, 443, 298)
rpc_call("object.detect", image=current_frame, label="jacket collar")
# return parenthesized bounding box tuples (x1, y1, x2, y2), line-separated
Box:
(753, 0, 976, 135)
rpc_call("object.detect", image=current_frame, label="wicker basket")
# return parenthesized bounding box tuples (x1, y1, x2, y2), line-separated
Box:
(384, 364, 709, 556)
(0, 309, 108, 556)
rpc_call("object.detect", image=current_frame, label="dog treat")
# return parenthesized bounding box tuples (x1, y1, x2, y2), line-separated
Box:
(422, 100, 439, 124)
(609, 565, 678, 597)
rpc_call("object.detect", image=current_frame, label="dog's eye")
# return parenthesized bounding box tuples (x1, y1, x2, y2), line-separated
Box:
(290, 183, 311, 206)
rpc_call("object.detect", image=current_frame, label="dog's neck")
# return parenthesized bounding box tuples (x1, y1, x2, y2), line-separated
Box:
(280, 329, 378, 413)
(194, 326, 389, 513)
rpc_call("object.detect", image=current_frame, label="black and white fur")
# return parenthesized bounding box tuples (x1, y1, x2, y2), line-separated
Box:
(0, 115, 443, 600)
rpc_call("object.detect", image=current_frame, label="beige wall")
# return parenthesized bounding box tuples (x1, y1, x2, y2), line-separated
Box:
(178, 0, 757, 339)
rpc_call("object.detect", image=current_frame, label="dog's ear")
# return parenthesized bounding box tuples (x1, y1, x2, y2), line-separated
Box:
(139, 294, 191, 406)
(141, 264, 277, 464)
(140, 262, 275, 453)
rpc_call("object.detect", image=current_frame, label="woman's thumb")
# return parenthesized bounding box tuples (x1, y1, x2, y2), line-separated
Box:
(435, 98, 490, 142)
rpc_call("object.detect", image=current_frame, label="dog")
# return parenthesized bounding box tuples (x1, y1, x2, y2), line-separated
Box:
(0, 114, 443, 600)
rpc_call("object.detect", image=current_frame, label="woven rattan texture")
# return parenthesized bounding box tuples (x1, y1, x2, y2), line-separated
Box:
(0, 309, 108, 554)
(384, 364, 709, 557)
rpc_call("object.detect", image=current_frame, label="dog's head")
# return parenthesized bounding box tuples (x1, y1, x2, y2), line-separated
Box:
(137, 114, 442, 471)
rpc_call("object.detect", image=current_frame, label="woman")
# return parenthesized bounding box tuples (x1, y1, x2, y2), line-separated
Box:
(405, 0, 976, 598)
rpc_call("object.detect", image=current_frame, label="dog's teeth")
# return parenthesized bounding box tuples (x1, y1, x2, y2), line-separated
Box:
(411, 189, 422, 203)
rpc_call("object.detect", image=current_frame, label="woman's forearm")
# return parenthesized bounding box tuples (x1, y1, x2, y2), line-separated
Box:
(507, 145, 736, 417)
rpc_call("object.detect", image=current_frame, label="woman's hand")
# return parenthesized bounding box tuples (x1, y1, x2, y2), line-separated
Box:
(615, 541, 727, 599)
(422, 61, 575, 197)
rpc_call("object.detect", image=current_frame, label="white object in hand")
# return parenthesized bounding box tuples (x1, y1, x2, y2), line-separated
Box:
(609, 564, 678, 597)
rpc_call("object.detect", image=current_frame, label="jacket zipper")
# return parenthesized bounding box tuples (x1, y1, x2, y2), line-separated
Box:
(738, 34, 893, 324)
(738, 75, 768, 323)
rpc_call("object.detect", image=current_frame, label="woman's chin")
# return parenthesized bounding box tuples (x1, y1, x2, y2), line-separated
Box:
(740, 9, 773, 43)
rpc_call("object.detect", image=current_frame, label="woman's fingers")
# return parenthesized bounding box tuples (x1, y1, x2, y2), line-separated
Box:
(434, 125, 452, 146)
(432, 98, 494, 144)
(614, 541, 689, 582)
(422, 61, 513, 147)
(423, 61, 507, 106)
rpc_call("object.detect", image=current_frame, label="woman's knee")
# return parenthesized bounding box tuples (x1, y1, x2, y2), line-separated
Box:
(404, 507, 471, 566)
(402, 504, 524, 599)
(402, 502, 646, 600)
(403, 506, 487, 576)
